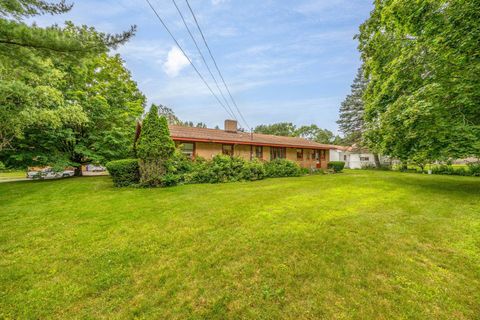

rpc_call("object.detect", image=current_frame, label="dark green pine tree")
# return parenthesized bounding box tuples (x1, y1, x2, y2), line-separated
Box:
(137, 105, 175, 187)
(337, 67, 368, 146)
(0, 0, 136, 61)
(337, 67, 381, 166)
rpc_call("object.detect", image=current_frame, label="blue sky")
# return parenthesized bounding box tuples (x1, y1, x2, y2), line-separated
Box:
(32, 0, 372, 133)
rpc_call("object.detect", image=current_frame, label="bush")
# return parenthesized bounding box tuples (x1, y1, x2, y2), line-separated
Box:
(467, 163, 480, 176)
(431, 165, 456, 175)
(327, 161, 345, 173)
(0, 161, 5, 171)
(361, 163, 391, 171)
(265, 159, 303, 178)
(241, 159, 266, 181)
(190, 155, 246, 184)
(105, 159, 140, 187)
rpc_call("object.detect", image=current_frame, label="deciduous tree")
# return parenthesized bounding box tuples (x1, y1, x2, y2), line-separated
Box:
(357, 0, 480, 163)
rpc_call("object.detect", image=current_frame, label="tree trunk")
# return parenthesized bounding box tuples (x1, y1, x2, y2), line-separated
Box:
(74, 165, 83, 176)
(373, 153, 381, 168)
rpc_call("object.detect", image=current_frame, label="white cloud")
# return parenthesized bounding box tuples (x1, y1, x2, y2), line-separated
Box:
(163, 46, 190, 77)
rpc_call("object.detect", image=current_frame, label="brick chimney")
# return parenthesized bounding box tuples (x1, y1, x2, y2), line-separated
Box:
(224, 119, 238, 133)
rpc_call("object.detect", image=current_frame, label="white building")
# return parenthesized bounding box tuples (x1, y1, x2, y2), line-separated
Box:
(330, 146, 390, 169)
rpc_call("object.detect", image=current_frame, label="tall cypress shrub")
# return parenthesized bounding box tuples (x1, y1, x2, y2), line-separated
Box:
(136, 105, 175, 186)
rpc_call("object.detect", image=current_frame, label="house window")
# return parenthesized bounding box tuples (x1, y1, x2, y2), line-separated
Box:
(222, 144, 234, 156)
(270, 147, 286, 160)
(313, 150, 319, 161)
(255, 146, 263, 159)
(296, 148, 303, 160)
(180, 142, 195, 159)
(320, 150, 326, 160)
(360, 156, 370, 161)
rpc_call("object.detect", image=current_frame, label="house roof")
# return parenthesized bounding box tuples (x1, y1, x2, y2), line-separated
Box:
(168, 125, 344, 150)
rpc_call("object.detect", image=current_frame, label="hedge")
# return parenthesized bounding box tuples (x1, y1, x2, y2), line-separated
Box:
(105, 159, 140, 187)
(327, 161, 345, 173)
(264, 159, 303, 178)
(106, 156, 311, 187)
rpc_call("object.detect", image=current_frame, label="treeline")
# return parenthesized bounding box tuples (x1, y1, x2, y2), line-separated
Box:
(253, 123, 344, 145)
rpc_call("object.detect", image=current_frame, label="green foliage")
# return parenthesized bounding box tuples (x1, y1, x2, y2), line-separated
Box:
(254, 122, 343, 145)
(0, 161, 5, 170)
(137, 106, 175, 161)
(155, 104, 181, 125)
(264, 159, 303, 178)
(296, 125, 340, 144)
(1, 0, 72, 18)
(327, 161, 345, 173)
(190, 155, 246, 184)
(0, 0, 141, 172)
(254, 122, 297, 137)
(136, 105, 175, 187)
(467, 163, 480, 177)
(358, 0, 480, 161)
(361, 163, 392, 171)
(105, 159, 139, 187)
(0, 1, 135, 59)
(337, 67, 368, 146)
(241, 159, 266, 181)
(431, 165, 461, 176)
(429, 164, 480, 177)
(1, 53, 145, 170)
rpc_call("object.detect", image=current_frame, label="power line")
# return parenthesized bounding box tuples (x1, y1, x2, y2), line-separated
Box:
(171, 0, 240, 125)
(144, 0, 236, 120)
(184, 0, 251, 131)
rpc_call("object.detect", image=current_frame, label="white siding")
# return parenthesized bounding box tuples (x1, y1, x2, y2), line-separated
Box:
(330, 149, 390, 169)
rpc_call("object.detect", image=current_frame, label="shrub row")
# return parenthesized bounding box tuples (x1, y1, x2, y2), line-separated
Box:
(430, 163, 480, 177)
(388, 163, 480, 177)
(106, 154, 307, 187)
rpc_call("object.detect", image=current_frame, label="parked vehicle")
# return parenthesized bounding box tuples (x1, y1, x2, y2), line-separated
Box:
(27, 167, 75, 180)
(85, 164, 106, 172)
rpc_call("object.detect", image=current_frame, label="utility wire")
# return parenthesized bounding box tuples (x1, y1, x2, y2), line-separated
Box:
(171, 0, 240, 125)
(144, 0, 236, 119)
(184, 0, 251, 131)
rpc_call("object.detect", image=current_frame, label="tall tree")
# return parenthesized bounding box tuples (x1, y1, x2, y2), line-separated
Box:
(358, 0, 480, 163)
(337, 67, 381, 166)
(254, 122, 297, 136)
(337, 67, 368, 146)
(0, 0, 137, 155)
(296, 125, 339, 144)
(156, 104, 181, 125)
(0, 1, 135, 59)
(2, 53, 145, 173)
(137, 105, 175, 187)
(254, 122, 342, 144)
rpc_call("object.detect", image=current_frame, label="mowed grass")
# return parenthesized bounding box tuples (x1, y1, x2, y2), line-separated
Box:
(0, 170, 25, 181)
(0, 171, 479, 319)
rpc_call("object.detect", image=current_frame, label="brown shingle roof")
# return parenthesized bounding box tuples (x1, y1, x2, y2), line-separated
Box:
(168, 125, 343, 150)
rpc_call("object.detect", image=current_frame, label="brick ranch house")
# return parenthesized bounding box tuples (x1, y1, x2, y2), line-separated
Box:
(169, 120, 341, 170)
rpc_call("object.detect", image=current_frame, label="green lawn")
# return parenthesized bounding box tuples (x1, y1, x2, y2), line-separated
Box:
(0, 170, 25, 181)
(1, 171, 479, 319)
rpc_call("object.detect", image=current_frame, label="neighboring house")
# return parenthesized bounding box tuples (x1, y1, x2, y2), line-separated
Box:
(169, 120, 340, 169)
(330, 146, 390, 169)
